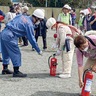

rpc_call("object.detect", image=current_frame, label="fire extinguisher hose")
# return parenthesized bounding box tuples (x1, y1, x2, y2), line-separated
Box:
(83, 68, 92, 82)
(48, 55, 52, 68)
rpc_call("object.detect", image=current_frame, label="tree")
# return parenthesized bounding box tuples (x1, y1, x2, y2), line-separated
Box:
(0, 0, 12, 6)
(23, 0, 93, 8)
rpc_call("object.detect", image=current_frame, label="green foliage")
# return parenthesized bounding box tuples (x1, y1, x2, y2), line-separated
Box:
(1, 0, 92, 8)
(0, 0, 12, 6)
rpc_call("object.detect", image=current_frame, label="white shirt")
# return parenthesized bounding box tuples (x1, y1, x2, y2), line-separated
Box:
(4, 12, 16, 24)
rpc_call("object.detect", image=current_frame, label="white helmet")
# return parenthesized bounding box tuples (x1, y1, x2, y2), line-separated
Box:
(46, 17, 56, 29)
(33, 9, 44, 19)
(63, 4, 71, 10)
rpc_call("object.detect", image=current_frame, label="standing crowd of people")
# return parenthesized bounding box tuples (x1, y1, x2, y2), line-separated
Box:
(0, 3, 96, 92)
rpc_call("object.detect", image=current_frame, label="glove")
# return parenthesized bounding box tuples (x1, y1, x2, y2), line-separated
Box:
(56, 49, 61, 56)
(51, 43, 58, 49)
(38, 51, 43, 56)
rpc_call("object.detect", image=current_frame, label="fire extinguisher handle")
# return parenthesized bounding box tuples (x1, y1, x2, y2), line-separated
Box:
(83, 68, 92, 82)
(53, 53, 56, 56)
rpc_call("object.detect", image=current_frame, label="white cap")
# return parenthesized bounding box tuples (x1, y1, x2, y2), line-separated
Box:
(22, 6, 29, 11)
(46, 17, 56, 29)
(33, 9, 44, 19)
(63, 4, 71, 10)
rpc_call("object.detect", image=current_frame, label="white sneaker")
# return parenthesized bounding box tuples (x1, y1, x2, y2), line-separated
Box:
(59, 73, 71, 78)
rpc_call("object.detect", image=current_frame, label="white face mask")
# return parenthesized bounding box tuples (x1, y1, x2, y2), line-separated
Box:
(82, 46, 89, 52)
(35, 20, 40, 25)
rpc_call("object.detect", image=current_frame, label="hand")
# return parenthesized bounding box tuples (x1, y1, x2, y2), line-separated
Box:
(56, 49, 61, 56)
(51, 43, 58, 49)
(79, 80, 84, 88)
(39, 51, 43, 56)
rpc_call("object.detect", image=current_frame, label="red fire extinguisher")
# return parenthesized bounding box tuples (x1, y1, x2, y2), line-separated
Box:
(81, 68, 93, 96)
(48, 54, 58, 76)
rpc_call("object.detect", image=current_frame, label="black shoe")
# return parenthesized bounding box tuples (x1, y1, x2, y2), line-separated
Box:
(0, 59, 2, 62)
(21, 44, 28, 47)
(13, 71, 27, 77)
(2, 69, 13, 75)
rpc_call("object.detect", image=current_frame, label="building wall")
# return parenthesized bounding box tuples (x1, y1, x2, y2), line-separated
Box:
(0, 6, 80, 23)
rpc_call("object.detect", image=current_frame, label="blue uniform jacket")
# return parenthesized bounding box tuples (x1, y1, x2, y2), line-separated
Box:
(35, 17, 47, 37)
(2, 14, 40, 53)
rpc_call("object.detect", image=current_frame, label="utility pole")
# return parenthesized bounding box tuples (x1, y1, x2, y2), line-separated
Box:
(45, 0, 47, 7)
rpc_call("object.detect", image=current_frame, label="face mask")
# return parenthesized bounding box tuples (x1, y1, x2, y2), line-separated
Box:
(35, 20, 40, 25)
(82, 46, 89, 52)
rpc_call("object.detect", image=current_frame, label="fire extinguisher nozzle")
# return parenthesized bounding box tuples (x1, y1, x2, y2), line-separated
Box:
(53, 53, 56, 56)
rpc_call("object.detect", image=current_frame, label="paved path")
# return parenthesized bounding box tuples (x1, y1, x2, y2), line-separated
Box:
(0, 25, 96, 96)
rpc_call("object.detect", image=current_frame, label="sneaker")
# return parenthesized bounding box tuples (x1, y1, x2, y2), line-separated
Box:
(2, 69, 13, 75)
(13, 71, 27, 77)
(32, 48, 35, 51)
(59, 73, 71, 78)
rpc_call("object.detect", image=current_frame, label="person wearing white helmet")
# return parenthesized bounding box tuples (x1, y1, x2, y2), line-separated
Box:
(46, 17, 75, 78)
(34, 9, 47, 51)
(0, 9, 44, 77)
(57, 4, 72, 25)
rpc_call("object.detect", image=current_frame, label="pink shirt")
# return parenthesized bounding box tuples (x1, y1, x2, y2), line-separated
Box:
(76, 35, 96, 67)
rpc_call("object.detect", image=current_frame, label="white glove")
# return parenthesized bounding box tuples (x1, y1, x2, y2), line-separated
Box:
(39, 51, 43, 56)
(51, 43, 58, 49)
(56, 49, 61, 56)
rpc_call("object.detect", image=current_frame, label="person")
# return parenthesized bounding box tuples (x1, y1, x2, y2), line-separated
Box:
(74, 35, 96, 88)
(89, 8, 96, 31)
(0, 9, 5, 30)
(4, 6, 16, 24)
(0, 10, 5, 62)
(78, 10, 85, 32)
(70, 8, 76, 26)
(34, 17, 47, 51)
(15, 3, 23, 45)
(46, 17, 81, 78)
(57, 4, 72, 25)
(82, 8, 92, 32)
(21, 6, 29, 46)
(0, 9, 44, 77)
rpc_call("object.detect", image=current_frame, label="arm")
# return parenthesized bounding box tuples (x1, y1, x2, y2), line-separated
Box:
(90, 16, 96, 25)
(76, 48, 84, 88)
(58, 26, 66, 50)
(26, 24, 41, 53)
(78, 66, 84, 88)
